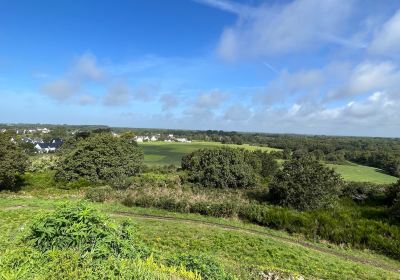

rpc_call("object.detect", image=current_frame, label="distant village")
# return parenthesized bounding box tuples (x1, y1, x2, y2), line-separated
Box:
(1, 126, 192, 154)
(133, 134, 191, 143)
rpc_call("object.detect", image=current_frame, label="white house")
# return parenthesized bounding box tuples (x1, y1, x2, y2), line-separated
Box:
(136, 137, 144, 143)
(150, 136, 157, 141)
(176, 138, 190, 143)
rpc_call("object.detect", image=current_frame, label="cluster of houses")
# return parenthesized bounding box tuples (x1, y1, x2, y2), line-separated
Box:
(16, 128, 51, 134)
(133, 133, 191, 143)
(21, 137, 63, 153)
(134, 135, 158, 142)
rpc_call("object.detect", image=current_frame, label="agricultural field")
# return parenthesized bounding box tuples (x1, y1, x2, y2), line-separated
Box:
(326, 161, 398, 184)
(0, 196, 399, 280)
(139, 141, 280, 166)
(140, 141, 397, 184)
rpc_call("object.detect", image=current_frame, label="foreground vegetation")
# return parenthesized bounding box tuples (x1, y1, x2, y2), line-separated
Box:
(0, 196, 399, 279)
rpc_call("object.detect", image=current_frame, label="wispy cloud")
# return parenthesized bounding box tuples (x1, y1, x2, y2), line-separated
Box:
(197, 0, 358, 60)
(193, 0, 248, 15)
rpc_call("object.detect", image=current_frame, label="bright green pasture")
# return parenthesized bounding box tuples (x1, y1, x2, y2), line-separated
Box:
(140, 141, 280, 166)
(326, 162, 398, 184)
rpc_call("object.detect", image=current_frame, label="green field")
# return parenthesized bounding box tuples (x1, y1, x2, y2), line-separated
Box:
(0, 196, 399, 279)
(326, 161, 398, 184)
(140, 141, 280, 166)
(140, 141, 398, 184)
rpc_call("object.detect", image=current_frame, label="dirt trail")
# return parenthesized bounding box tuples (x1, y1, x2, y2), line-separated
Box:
(2, 204, 400, 274)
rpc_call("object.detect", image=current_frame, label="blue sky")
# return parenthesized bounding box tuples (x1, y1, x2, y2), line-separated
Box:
(1, 0, 400, 136)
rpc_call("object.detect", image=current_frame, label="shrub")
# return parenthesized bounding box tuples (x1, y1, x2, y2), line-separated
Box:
(85, 186, 113, 202)
(390, 196, 400, 221)
(0, 134, 29, 190)
(269, 156, 343, 211)
(181, 147, 261, 189)
(25, 203, 149, 259)
(28, 155, 59, 173)
(133, 172, 182, 188)
(109, 175, 135, 190)
(341, 181, 387, 203)
(252, 150, 279, 177)
(55, 133, 143, 183)
(386, 179, 400, 205)
(167, 254, 234, 280)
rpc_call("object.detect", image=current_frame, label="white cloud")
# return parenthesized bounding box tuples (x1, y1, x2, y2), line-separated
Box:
(103, 83, 131, 107)
(42, 52, 104, 102)
(78, 94, 97, 105)
(73, 53, 104, 81)
(42, 79, 79, 101)
(214, 0, 355, 60)
(348, 61, 400, 94)
(224, 104, 251, 121)
(194, 90, 228, 109)
(369, 9, 400, 54)
(160, 94, 180, 111)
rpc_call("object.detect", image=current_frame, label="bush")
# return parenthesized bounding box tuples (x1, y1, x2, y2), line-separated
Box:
(167, 254, 234, 280)
(28, 155, 59, 173)
(269, 156, 343, 211)
(386, 179, 400, 205)
(85, 186, 113, 202)
(109, 175, 135, 190)
(181, 147, 261, 189)
(252, 150, 279, 178)
(55, 133, 143, 183)
(341, 182, 387, 203)
(25, 203, 149, 259)
(390, 196, 400, 221)
(0, 134, 29, 190)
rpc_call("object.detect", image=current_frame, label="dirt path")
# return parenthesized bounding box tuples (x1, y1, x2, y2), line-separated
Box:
(111, 211, 400, 274)
(2, 204, 399, 274)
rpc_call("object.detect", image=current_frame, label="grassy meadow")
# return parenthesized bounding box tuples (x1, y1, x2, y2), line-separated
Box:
(0, 196, 399, 280)
(326, 161, 398, 184)
(139, 141, 280, 166)
(140, 141, 398, 184)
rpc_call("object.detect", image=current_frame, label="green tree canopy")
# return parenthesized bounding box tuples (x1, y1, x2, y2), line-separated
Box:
(55, 133, 143, 183)
(181, 147, 261, 189)
(269, 156, 343, 211)
(0, 134, 28, 190)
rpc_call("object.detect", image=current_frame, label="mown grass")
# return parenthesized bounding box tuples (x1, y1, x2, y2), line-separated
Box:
(139, 141, 280, 166)
(326, 161, 398, 184)
(0, 196, 399, 279)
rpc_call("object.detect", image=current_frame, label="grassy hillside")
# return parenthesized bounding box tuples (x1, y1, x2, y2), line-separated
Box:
(0, 196, 399, 280)
(140, 141, 280, 166)
(326, 161, 398, 184)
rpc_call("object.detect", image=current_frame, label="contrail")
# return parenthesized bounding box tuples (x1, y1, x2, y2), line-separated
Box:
(263, 62, 279, 74)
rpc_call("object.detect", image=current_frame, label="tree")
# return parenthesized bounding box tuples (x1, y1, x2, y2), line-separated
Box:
(253, 150, 279, 178)
(387, 179, 400, 221)
(181, 147, 261, 189)
(55, 133, 143, 183)
(0, 134, 28, 190)
(269, 156, 342, 211)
